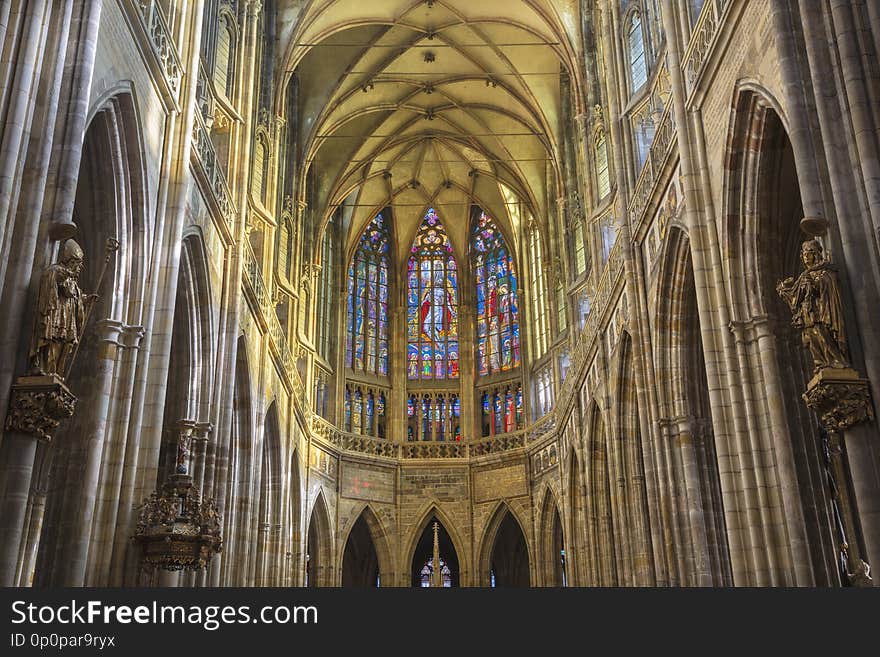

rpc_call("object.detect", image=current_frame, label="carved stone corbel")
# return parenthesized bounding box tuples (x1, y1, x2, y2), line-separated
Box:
(4, 375, 77, 443)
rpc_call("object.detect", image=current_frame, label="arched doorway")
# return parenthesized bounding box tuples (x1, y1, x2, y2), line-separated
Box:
(410, 516, 460, 587)
(29, 92, 146, 587)
(724, 88, 840, 585)
(306, 494, 332, 587)
(341, 515, 380, 587)
(539, 491, 566, 587)
(486, 509, 530, 587)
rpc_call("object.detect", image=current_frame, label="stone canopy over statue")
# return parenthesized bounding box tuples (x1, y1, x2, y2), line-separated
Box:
(29, 239, 88, 378)
(776, 239, 850, 373)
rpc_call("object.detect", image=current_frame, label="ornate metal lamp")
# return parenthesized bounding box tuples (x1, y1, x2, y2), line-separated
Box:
(132, 432, 222, 571)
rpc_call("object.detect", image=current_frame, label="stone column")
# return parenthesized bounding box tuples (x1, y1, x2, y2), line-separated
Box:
(59, 318, 122, 585)
(0, 376, 76, 585)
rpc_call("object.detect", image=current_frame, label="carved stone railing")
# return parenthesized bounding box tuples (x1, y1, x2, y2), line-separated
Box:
(628, 104, 676, 227)
(196, 63, 214, 124)
(681, 0, 730, 93)
(557, 237, 626, 411)
(242, 240, 270, 310)
(309, 410, 556, 460)
(131, 0, 182, 106)
(400, 441, 466, 459)
(470, 432, 527, 457)
(191, 112, 236, 237)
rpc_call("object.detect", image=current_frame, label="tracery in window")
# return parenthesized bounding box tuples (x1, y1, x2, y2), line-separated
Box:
(596, 132, 611, 199)
(628, 12, 648, 92)
(345, 214, 390, 376)
(481, 385, 524, 436)
(406, 209, 459, 380)
(317, 217, 335, 362)
(473, 211, 520, 375)
(527, 227, 549, 360)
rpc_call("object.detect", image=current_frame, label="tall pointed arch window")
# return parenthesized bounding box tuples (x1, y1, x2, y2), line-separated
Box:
(346, 215, 390, 375)
(527, 226, 549, 360)
(317, 217, 335, 362)
(213, 11, 235, 99)
(407, 209, 459, 380)
(628, 12, 648, 92)
(595, 132, 611, 199)
(473, 211, 520, 376)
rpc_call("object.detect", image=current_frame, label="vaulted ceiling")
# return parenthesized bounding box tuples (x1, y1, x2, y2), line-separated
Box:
(277, 0, 583, 263)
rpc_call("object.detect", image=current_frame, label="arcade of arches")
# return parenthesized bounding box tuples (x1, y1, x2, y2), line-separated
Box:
(0, 0, 879, 588)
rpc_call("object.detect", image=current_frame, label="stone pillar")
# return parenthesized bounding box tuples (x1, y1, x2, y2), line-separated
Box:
(0, 376, 76, 585)
(61, 318, 123, 586)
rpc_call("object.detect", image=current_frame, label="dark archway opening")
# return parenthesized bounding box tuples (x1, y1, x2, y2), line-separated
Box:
(341, 515, 380, 587)
(411, 517, 459, 587)
(490, 512, 530, 587)
(549, 505, 566, 586)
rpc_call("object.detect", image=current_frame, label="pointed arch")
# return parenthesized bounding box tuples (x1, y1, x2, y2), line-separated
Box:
(339, 504, 394, 587)
(566, 446, 587, 585)
(306, 491, 334, 587)
(406, 208, 460, 380)
(255, 401, 283, 585)
(472, 208, 521, 375)
(478, 501, 533, 587)
(31, 89, 150, 587)
(404, 503, 468, 586)
(345, 212, 391, 376)
(586, 401, 616, 586)
(610, 331, 654, 586)
(720, 83, 839, 586)
(654, 226, 730, 586)
(537, 487, 566, 586)
(223, 335, 257, 585)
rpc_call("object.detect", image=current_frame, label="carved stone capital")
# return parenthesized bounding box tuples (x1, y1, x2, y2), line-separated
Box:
(120, 325, 146, 350)
(4, 375, 77, 442)
(802, 368, 874, 432)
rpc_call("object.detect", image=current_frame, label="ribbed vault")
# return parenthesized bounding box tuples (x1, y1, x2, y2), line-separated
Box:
(276, 0, 583, 258)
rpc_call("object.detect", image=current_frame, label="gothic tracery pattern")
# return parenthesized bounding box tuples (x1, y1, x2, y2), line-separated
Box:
(346, 215, 390, 376)
(473, 211, 520, 376)
(407, 209, 459, 380)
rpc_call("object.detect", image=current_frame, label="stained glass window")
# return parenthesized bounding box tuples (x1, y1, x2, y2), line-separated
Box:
(407, 209, 459, 380)
(419, 558, 452, 587)
(473, 211, 520, 375)
(481, 385, 524, 436)
(346, 215, 390, 375)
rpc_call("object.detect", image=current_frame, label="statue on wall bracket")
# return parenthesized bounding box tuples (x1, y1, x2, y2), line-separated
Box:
(776, 238, 873, 433)
(777, 228, 874, 587)
(4, 236, 118, 443)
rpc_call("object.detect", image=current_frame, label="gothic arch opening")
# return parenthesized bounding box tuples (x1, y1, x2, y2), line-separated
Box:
(483, 507, 531, 587)
(306, 494, 332, 587)
(410, 515, 460, 587)
(655, 226, 729, 586)
(567, 448, 587, 585)
(31, 93, 146, 587)
(340, 506, 392, 587)
(725, 89, 839, 585)
(341, 514, 380, 587)
(587, 403, 617, 586)
(539, 490, 566, 586)
(223, 336, 255, 585)
(255, 402, 282, 585)
(613, 332, 653, 585)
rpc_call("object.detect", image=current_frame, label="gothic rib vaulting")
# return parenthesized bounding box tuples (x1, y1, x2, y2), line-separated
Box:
(0, 0, 879, 588)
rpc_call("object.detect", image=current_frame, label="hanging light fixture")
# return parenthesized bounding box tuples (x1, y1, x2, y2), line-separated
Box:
(132, 430, 222, 571)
